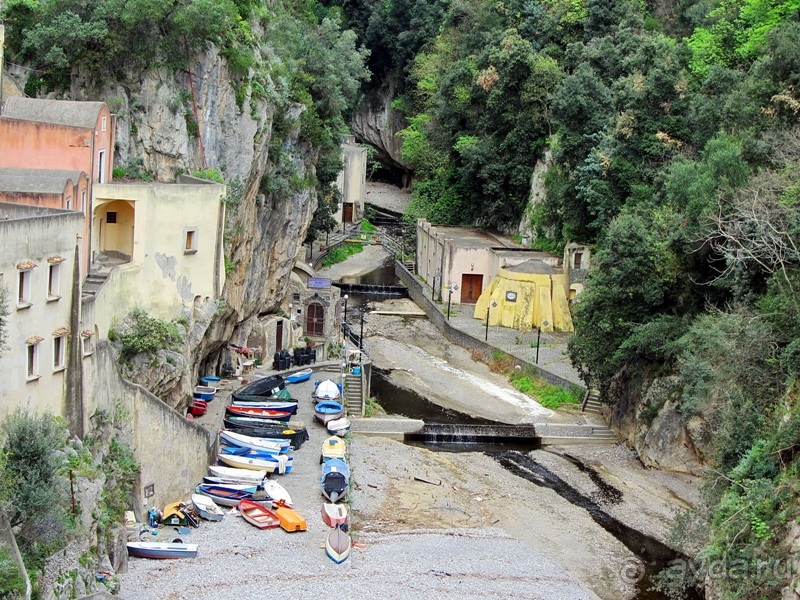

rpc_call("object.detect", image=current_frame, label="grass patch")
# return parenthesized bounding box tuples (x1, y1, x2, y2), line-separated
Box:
(509, 373, 582, 409)
(364, 396, 385, 418)
(321, 242, 364, 268)
(360, 219, 377, 233)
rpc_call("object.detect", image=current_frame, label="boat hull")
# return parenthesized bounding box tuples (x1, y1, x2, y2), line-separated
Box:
(219, 430, 291, 454)
(314, 401, 344, 425)
(285, 368, 313, 384)
(217, 452, 293, 474)
(207, 465, 266, 484)
(325, 526, 351, 563)
(272, 500, 307, 532)
(191, 493, 224, 522)
(127, 542, 198, 559)
(321, 503, 348, 528)
(225, 405, 293, 421)
(222, 417, 310, 449)
(326, 417, 351, 435)
(238, 499, 280, 529)
(321, 435, 347, 463)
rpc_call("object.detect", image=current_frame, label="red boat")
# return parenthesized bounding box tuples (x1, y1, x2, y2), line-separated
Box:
(225, 405, 292, 421)
(238, 499, 280, 530)
(187, 400, 208, 417)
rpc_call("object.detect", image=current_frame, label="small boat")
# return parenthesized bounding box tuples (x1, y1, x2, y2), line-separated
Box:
(321, 502, 348, 528)
(224, 415, 291, 428)
(314, 401, 344, 425)
(238, 375, 286, 397)
(161, 501, 191, 526)
(285, 368, 313, 384)
(217, 451, 293, 474)
(201, 375, 222, 388)
(207, 465, 266, 484)
(272, 499, 307, 532)
(195, 484, 264, 507)
(192, 493, 224, 522)
(262, 479, 293, 507)
(238, 499, 280, 529)
(225, 405, 293, 421)
(222, 417, 310, 449)
(193, 385, 217, 401)
(219, 430, 291, 454)
(314, 379, 341, 401)
(127, 542, 198, 559)
(327, 417, 351, 436)
(230, 398, 299, 413)
(321, 458, 350, 503)
(321, 435, 346, 463)
(187, 400, 208, 417)
(325, 525, 351, 563)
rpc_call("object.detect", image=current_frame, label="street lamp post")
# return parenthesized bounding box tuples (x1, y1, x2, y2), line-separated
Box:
(485, 301, 497, 341)
(447, 284, 459, 321)
(359, 310, 365, 351)
(535, 319, 550, 364)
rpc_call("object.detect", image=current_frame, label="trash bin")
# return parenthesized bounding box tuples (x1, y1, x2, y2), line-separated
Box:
(273, 352, 281, 370)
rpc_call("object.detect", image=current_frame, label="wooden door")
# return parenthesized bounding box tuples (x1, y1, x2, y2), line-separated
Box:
(305, 303, 325, 336)
(343, 203, 354, 223)
(460, 274, 484, 304)
(275, 320, 283, 351)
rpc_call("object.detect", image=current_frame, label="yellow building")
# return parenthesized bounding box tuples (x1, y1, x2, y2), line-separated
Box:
(474, 260, 574, 333)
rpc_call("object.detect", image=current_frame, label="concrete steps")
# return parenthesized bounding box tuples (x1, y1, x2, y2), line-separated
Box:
(344, 373, 363, 416)
(581, 389, 603, 414)
(81, 271, 109, 300)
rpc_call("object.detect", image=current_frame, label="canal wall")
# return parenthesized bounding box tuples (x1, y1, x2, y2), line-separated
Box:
(394, 262, 585, 393)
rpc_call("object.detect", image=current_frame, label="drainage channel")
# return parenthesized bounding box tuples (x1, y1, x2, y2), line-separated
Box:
(496, 451, 702, 600)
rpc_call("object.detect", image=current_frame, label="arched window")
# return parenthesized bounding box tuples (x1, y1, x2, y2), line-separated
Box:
(305, 302, 325, 336)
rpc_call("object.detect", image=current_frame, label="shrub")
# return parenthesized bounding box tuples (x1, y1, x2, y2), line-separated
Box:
(110, 309, 183, 358)
(510, 373, 583, 409)
(321, 242, 364, 268)
(0, 542, 26, 599)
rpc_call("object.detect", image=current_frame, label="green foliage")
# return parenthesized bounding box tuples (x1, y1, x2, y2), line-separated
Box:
(510, 373, 583, 409)
(360, 219, 377, 233)
(321, 242, 364, 267)
(96, 439, 138, 536)
(192, 168, 225, 184)
(112, 158, 152, 182)
(0, 543, 26, 599)
(110, 309, 183, 358)
(0, 410, 70, 572)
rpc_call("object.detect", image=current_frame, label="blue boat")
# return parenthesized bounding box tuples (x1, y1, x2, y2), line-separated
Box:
(285, 368, 313, 384)
(321, 458, 350, 503)
(201, 375, 221, 388)
(193, 385, 216, 401)
(314, 401, 344, 425)
(195, 483, 265, 506)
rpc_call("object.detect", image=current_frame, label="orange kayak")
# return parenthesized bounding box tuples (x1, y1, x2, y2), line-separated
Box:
(272, 499, 307, 532)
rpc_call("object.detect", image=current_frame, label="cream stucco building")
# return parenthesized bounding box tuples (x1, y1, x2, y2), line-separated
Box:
(0, 203, 83, 417)
(334, 135, 367, 226)
(84, 176, 226, 340)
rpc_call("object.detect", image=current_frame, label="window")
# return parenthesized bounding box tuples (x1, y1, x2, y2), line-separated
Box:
(25, 336, 43, 380)
(98, 150, 106, 183)
(81, 331, 94, 356)
(66, 196, 72, 210)
(293, 293, 301, 302)
(48, 263, 61, 300)
(101, 116, 107, 132)
(573, 252, 583, 270)
(53, 333, 67, 371)
(184, 227, 198, 254)
(81, 190, 86, 211)
(106, 211, 117, 224)
(17, 263, 36, 308)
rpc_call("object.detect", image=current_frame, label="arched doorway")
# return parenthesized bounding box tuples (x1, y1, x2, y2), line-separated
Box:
(94, 200, 135, 260)
(305, 302, 325, 337)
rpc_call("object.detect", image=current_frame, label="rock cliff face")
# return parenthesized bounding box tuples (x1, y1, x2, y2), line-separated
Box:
(607, 360, 713, 475)
(352, 73, 411, 185)
(79, 48, 318, 380)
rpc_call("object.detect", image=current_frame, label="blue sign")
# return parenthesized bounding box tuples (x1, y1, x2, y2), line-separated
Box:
(308, 277, 331, 289)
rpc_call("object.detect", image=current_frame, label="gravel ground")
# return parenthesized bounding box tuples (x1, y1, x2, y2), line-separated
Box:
(365, 181, 412, 215)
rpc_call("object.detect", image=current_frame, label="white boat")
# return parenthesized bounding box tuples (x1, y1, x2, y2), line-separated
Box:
(217, 452, 293, 474)
(321, 502, 348, 527)
(191, 493, 224, 522)
(314, 379, 341, 401)
(127, 542, 198, 559)
(262, 480, 293, 507)
(325, 525, 351, 563)
(207, 465, 267, 484)
(326, 417, 351, 435)
(219, 430, 291, 454)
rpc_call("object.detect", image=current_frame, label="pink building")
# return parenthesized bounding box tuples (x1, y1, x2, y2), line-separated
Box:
(0, 98, 117, 275)
(0, 168, 89, 211)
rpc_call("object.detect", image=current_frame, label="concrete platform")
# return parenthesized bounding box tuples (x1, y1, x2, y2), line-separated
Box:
(350, 416, 424, 440)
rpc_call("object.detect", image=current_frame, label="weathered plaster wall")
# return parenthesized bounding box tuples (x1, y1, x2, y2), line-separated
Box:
(0, 206, 83, 419)
(86, 343, 214, 515)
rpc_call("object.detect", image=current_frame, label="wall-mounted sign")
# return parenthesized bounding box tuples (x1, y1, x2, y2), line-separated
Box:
(308, 277, 331, 289)
(505, 291, 518, 302)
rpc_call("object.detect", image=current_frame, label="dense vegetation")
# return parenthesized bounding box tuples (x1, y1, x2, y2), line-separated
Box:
(1, 0, 368, 244)
(327, 0, 799, 596)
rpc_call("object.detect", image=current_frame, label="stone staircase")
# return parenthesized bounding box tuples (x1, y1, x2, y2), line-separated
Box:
(581, 389, 603, 414)
(81, 271, 109, 301)
(344, 373, 364, 416)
